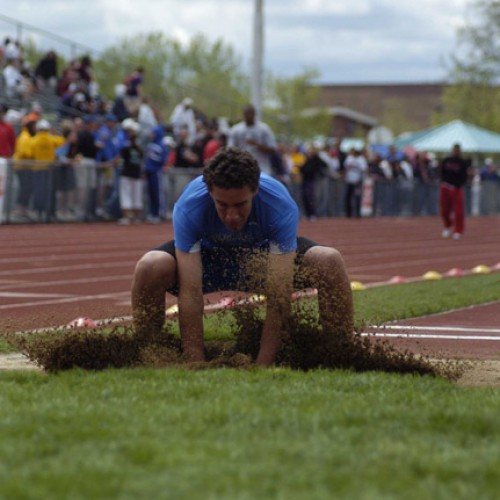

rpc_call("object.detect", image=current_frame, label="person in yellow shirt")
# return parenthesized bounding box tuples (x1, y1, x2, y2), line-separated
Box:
(30, 119, 65, 220)
(12, 113, 37, 221)
(287, 143, 306, 213)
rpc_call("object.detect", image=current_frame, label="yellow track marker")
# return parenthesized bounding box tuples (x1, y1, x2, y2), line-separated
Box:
(472, 264, 490, 274)
(422, 270, 442, 280)
(350, 281, 366, 291)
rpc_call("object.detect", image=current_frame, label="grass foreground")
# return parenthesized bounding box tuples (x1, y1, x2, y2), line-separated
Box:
(1, 368, 500, 499)
(0, 273, 499, 499)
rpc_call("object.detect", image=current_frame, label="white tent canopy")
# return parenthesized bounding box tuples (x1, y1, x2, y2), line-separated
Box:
(394, 120, 500, 154)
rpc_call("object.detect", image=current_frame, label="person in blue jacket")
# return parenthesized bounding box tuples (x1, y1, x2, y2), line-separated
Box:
(95, 113, 118, 218)
(144, 125, 169, 223)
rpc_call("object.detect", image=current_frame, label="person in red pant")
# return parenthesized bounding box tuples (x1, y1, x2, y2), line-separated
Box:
(0, 104, 16, 159)
(439, 143, 470, 240)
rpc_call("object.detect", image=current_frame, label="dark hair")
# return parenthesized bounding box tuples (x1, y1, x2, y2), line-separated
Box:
(203, 147, 260, 192)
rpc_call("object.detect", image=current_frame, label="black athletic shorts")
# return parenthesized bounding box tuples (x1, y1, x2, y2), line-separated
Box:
(154, 236, 319, 295)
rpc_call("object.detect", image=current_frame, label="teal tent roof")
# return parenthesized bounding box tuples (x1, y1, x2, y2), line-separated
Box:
(393, 120, 500, 154)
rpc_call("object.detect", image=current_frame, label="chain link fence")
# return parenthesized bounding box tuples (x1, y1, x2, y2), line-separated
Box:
(1, 158, 498, 224)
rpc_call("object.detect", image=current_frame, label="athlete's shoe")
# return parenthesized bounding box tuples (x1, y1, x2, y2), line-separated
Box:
(442, 228, 451, 238)
(452, 232, 461, 240)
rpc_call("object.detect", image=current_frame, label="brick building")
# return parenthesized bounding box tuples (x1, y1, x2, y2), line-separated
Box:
(302, 105, 378, 138)
(315, 82, 446, 136)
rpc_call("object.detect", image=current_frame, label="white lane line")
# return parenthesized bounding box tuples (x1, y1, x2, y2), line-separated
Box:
(0, 274, 131, 291)
(362, 332, 500, 341)
(14, 315, 134, 335)
(0, 250, 141, 265)
(0, 292, 76, 298)
(349, 253, 500, 271)
(11, 294, 500, 345)
(0, 261, 132, 277)
(0, 291, 130, 310)
(16, 320, 500, 342)
(370, 324, 500, 334)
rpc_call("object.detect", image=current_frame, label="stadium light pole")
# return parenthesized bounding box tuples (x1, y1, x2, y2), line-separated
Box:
(251, 0, 264, 120)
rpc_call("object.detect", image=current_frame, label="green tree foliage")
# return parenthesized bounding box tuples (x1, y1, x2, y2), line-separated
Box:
(172, 34, 250, 123)
(451, 0, 500, 82)
(93, 32, 249, 123)
(440, 0, 500, 131)
(435, 83, 500, 131)
(92, 32, 330, 137)
(265, 68, 330, 140)
(20, 37, 69, 81)
(381, 98, 420, 136)
(93, 32, 180, 118)
(22, 30, 329, 139)
(21, 38, 47, 70)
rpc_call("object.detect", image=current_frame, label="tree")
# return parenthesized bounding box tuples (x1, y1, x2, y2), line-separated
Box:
(433, 82, 500, 131)
(93, 32, 180, 119)
(93, 32, 249, 123)
(450, 0, 500, 83)
(440, 0, 500, 131)
(380, 98, 420, 136)
(19, 31, 329, 140)
(265, 68, 330, 140)
(21, 37, 69, 84)
(172, 34, 250, 122)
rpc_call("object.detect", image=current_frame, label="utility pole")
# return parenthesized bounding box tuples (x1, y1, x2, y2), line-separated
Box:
(251, 0, 264, 119)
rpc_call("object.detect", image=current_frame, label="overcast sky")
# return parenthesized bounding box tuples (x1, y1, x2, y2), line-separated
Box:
(0, 0, 470, 83)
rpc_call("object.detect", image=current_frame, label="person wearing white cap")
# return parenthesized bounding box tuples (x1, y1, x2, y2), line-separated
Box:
(30, 118, 64, 219)
(11, 114, 38, 221)
(2, 57, 24, 101)
(169, 97, 196, 145)
(118, 119, 144, 225)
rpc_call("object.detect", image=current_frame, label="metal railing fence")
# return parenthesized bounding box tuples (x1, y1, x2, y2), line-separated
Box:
(1, 158, 499, 224)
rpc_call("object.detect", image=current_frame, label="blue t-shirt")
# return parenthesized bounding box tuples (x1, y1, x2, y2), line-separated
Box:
(95, 124, 117, 162)
(173, 174, 299, 255)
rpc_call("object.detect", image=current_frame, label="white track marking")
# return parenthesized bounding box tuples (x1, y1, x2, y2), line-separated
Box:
(362, 332, 500, 341)
(13, 315, 134, 335)
(11, 296, 500, 344)
(348, 251, 500, 271)
(15, 317, 500, 342)
(370, 324, 500, 334)
(0, 261, 132, 277)
(0, 291, 130, 310)
(0, 275, 131, 291)
(0, 250, 142, 265)
(0, 292, 76, 298)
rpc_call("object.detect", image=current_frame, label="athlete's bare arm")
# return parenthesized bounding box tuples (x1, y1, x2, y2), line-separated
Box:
(256, 252, 295, 367)
(176, 250, 205, 362)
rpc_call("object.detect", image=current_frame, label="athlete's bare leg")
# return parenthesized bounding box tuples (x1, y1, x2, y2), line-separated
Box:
(131, 250, 177, 342)
(299, 246, 354, 333)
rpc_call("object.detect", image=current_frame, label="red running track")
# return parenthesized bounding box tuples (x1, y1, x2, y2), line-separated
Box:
(1, 216, 499, 360)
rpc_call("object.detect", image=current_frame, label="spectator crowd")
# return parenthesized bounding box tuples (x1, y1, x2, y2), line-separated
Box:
(1, 41, 499, 226)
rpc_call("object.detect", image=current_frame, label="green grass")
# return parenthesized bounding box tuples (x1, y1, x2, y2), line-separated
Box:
(182, 273, 500, 341)
(352, 272, 500, 326)
(1, 273, 499, 499)
(0, 337, 17, 353)
(1, 273, 499, 352)
(1, 369, 499, 500)
(200, 273, 500, 341)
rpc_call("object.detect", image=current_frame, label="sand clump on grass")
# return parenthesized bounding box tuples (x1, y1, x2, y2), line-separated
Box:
(2, 305, 465, 381)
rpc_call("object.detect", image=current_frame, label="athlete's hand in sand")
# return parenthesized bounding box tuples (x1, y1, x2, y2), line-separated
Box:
(256, 253, 295, 367)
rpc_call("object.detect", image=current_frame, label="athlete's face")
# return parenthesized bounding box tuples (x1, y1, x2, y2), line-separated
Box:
(209, 185, 257, 231)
